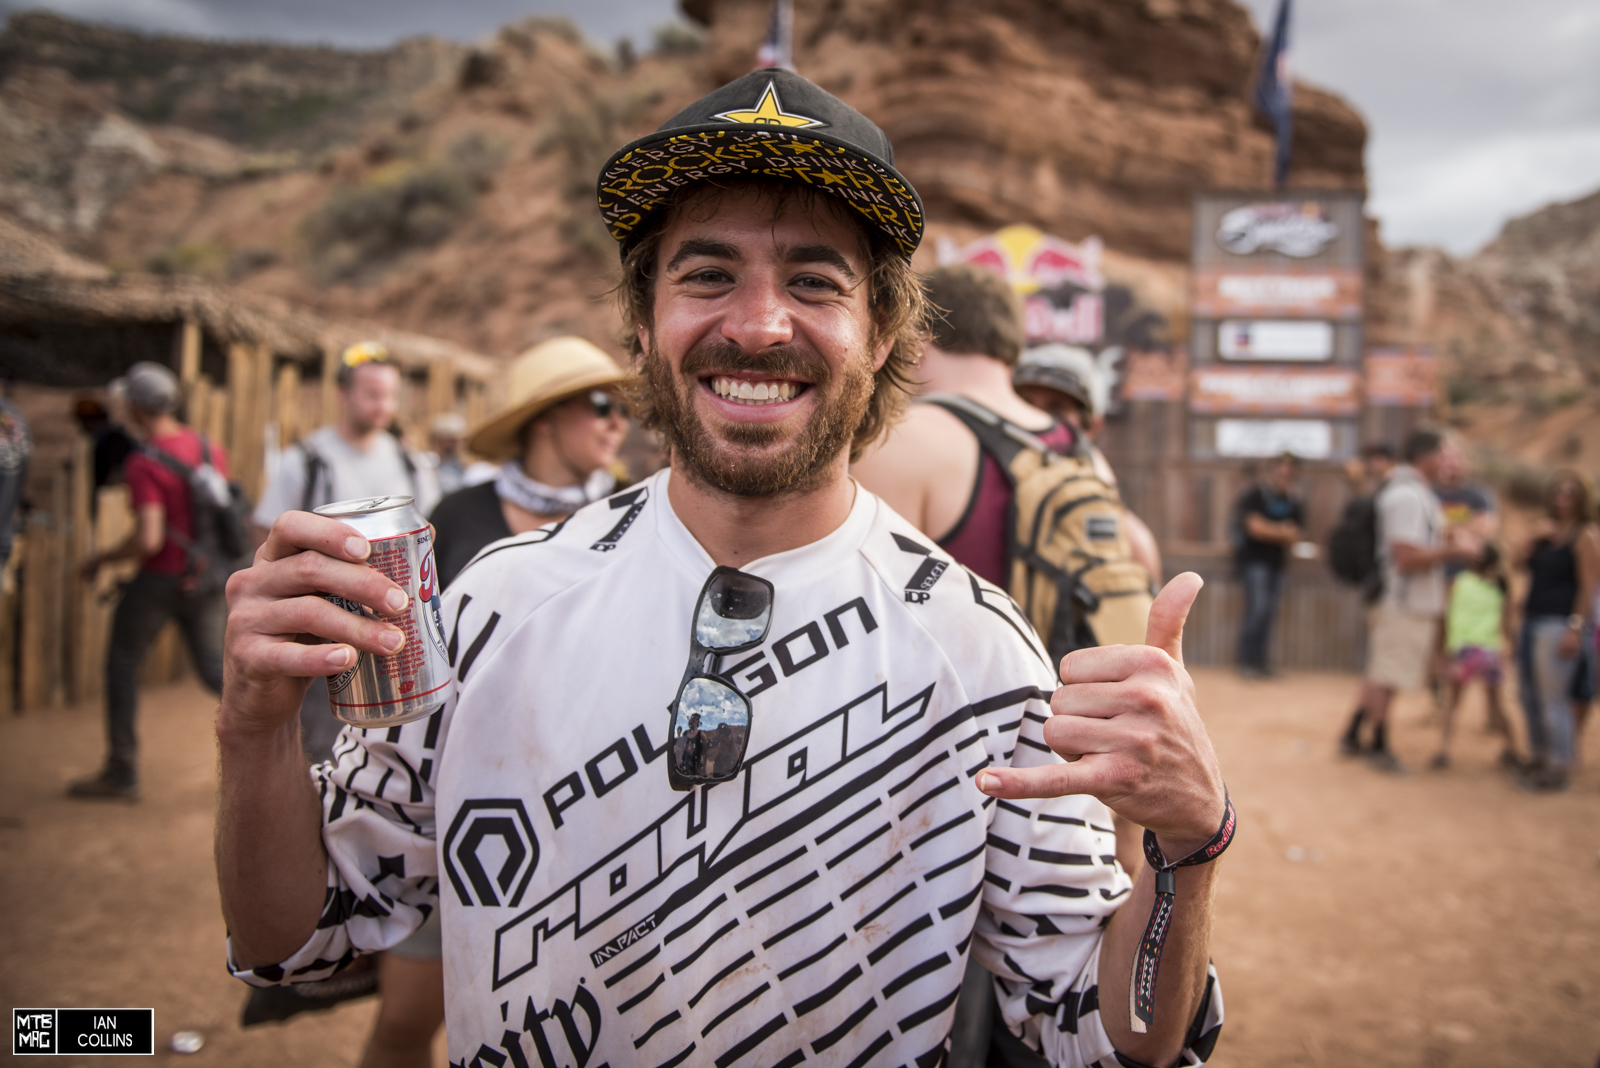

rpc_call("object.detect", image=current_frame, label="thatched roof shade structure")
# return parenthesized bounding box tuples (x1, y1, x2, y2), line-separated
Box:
(0, 216, 494, 386)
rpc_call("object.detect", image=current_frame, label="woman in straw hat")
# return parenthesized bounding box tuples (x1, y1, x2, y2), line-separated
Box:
(430, 336, 630, 588)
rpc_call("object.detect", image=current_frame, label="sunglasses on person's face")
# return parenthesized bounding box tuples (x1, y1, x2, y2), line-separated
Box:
(666, 567, 774, 791)
(584, 390, 627, 420)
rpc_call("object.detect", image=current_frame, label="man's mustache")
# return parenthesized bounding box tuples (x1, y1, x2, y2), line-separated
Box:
(679, 340, 831, 385)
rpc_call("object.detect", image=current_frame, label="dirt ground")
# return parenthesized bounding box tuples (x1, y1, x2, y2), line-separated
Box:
(2, 669, 1597, 1067)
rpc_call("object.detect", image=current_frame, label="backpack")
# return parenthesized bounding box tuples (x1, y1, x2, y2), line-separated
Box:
(141, 436, 252, 594)
(923, 394, 1154, 667)
(1327, 494, 1383, 601)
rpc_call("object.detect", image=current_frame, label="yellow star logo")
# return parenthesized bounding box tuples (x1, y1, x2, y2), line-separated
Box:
(714, 81, 826, 129)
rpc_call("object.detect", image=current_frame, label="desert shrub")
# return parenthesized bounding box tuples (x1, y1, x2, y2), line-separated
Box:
(302, 161, 476, 277)
(448, 131, 508, 190)
(227, 247, 279, 280)
(535, 90, 660, 254)
(652, 22, 705, 56)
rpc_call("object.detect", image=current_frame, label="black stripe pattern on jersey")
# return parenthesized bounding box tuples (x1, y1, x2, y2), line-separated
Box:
(480, 682, 1078, 1065)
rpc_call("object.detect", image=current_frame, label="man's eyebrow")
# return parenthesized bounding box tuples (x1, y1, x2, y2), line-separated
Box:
(666, 238, 740, 273)
(785, 244, 859, 282)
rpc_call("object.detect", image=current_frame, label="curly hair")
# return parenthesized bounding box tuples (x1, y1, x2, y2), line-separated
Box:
(614, 180, 925, 461)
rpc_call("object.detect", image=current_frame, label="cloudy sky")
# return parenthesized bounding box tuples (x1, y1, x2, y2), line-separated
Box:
(4, 0, 1597, 254)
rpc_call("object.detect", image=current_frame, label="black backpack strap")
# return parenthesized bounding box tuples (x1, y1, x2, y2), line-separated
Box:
(139, 441, 196, 480)
(920, 394, 1030, 478)
(134, 443, 203, 564)
(398, 441, 418, 494)
(920, 393, 1090, 475)
(300, 444, 326, 513)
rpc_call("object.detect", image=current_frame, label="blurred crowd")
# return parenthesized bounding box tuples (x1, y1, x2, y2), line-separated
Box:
(1229, 428, 1597, 791)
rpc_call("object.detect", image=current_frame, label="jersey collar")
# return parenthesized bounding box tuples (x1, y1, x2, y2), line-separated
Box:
(653, 467, 878, 586)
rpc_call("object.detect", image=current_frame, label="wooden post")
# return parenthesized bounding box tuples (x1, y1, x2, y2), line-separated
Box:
(202, 375, 228, 456)
(228, 344, 276, 502)
(251, 345, 274, 498)
(427, 358, 455, 429)
(177, 319, 201, 389)
(321, 343, 341, 427)
(0, 531, 19, 716)
(189, 375, 211, 439)
(67, 434, 96, 705)
(19, 506, 65, 711)
(227, 344, 254, 495)
(275, 361, 301, 448)
(464, 378, 487, 442)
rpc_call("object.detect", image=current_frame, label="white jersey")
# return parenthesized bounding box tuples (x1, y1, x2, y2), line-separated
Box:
(232, 467, 1223, 1067)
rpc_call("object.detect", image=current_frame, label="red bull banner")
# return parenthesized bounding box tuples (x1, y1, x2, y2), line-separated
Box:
(938, 225, 1105, 345)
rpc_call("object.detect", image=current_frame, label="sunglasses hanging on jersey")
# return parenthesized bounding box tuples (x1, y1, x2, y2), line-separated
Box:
(583, 390, 627, 420)
(666, 566, 774, 791)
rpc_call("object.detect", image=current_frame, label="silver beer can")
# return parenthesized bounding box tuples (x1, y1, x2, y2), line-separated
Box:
(313, 495, 454, 727)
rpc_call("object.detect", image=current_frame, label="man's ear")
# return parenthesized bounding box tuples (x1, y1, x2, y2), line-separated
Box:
(637, 323, 651, 357)
(869, 323, 895, 373)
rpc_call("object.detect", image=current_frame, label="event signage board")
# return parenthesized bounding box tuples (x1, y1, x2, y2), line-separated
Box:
(1214, 418, 1334, 459)
(1189, 366, 1361, 415)
(1218, 319, 1333, 361)
(1192, 267, 1363, 320)
(1365, 348, 1438, 407)
(1121, 348, 1189, 401)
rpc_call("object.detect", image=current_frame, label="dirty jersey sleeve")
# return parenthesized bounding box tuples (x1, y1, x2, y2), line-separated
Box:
(224, 509, 593, 986)
(866, 521, 1224, 1067)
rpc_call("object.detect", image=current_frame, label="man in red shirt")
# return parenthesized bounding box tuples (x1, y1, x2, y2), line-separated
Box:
(70, 362, 228, 800)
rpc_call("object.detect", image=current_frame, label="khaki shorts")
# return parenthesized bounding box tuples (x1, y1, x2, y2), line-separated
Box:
(1365, 603, 1439, 691)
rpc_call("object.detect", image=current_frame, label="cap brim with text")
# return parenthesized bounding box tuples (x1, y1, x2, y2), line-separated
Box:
(596, 68, 924, 259)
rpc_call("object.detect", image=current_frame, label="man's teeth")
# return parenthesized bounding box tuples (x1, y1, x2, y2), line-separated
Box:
(710, 377, 800, 404)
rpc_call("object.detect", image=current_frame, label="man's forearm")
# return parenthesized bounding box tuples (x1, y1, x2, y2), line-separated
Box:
(214, 715, 330, 970)
(1098, 857, 1219, 1066)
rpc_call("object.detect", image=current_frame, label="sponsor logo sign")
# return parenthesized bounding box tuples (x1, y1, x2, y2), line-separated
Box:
(1121, 348, 1189, 401)
(1215, 419, 1333, 460)
(940, 224, 1106, 344)
(1216, 201, 1340, 258)
(1365, 348, 1438, 407)
(1192, 267, 1362, 319)
(1218, 319, 1333, 361)
(1189, 367, 1361, 415)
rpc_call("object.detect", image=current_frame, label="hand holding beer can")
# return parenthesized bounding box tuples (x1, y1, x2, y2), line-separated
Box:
(313, 496, 454, 727)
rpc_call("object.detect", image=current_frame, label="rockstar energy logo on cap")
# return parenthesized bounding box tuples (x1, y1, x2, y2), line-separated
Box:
(595, 69, 924, 259)
(713, 81, 826, 129)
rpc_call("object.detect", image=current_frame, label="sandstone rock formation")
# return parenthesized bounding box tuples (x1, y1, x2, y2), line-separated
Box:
(686, 0, 1366, 262)
(0, 1, 1372, 360)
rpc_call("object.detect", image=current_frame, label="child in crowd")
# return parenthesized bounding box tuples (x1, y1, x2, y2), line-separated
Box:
(1433, 543, 1516, 769)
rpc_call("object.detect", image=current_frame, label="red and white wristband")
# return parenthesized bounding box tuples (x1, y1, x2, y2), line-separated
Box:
(1129, 791, 1236, 1034)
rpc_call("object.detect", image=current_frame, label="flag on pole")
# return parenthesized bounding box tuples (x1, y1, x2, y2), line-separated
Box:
(755, 0, 794, 71)
(1254, 0, 1293, 188)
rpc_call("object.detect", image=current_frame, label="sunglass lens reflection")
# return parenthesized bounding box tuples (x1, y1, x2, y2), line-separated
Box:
(588, 391, 627, 419)
(696, 572, 772, 649)
(672, 677, 751, 781)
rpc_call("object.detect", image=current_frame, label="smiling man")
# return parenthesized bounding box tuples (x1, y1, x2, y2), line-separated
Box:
(215, 70, 1229, 1068)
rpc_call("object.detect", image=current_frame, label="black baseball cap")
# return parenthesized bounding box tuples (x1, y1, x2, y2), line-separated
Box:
(596, 68, 924, 259)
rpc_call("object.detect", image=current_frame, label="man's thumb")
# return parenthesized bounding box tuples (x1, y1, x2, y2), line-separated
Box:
(1144, 571, 1204, 664)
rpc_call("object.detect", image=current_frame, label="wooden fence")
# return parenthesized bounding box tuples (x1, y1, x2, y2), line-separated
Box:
(1, 444, 193, 716)
(1167, 547, 1369, 672)
(4, 323, 496, 715)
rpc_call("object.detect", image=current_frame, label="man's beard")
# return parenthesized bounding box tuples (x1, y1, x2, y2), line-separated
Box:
(643, 337, 874, 499)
